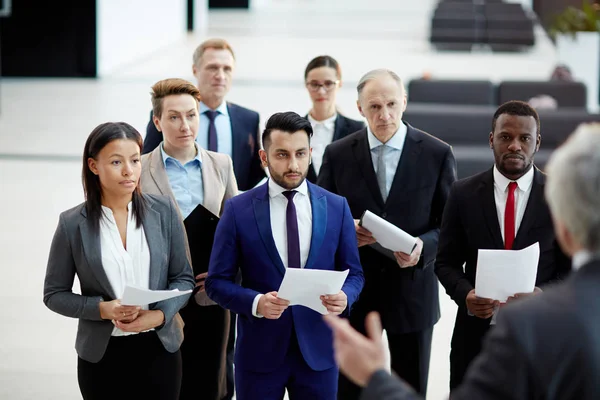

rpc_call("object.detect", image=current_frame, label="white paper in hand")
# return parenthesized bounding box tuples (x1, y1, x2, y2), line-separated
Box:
(121, 285, 193, 306)
(475, 242, 540, 302)
(361, 210, 417, 254)
(277, 269, 349, 315)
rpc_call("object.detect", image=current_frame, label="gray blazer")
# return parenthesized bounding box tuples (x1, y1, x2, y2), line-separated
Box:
(43, 193, 195, 363)
(141, 145, 238, 306)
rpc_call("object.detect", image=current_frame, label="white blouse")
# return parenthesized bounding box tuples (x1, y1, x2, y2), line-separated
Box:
(100, 203, 151, 336)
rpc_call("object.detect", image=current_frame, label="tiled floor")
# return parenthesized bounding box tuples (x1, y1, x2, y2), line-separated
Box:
(0, 0, 562, 398)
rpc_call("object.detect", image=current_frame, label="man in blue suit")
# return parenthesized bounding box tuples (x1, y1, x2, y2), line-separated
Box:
(142, 38, 265, 192)
(206, 111, 364, 400)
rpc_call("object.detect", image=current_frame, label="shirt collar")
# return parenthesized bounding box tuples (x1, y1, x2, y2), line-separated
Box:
(572, 250, 595, 271)
(199, 100, 229, 117)
(268, 178, 309, 199)
(308, 113, 337, 130)
(493, 164, 535, 193)
(160, 142, 202, 167)
(367, 122, 407, 151)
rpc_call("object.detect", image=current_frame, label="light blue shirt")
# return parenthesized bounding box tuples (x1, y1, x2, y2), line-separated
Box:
(160, 143, 204, 219)
(198, 101, 233, 157)
(367, 122, 408, 196)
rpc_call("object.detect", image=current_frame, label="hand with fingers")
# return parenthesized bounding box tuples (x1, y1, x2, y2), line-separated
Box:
(324, 311, 387, 387)
(393, 238, 423, 268)
(354, 220, 377, 247)
(99, 299, 141, 323)
(465, 289, 499, 319)
(195, 272, 208, 292)
(257, 291, 290, 319)
(114, 310, 165, 332)
(507, 286, 543, 303)
(321, 291, 347, 315)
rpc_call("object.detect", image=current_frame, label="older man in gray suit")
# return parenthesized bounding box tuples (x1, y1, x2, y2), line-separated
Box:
(325, 123, 600, 400)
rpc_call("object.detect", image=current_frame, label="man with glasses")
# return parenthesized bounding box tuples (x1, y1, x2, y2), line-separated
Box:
(142, 38, 265, 192)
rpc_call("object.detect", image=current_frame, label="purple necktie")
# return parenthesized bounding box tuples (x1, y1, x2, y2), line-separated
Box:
(205, 110, 219, 152)
(282, 191, 301, 269)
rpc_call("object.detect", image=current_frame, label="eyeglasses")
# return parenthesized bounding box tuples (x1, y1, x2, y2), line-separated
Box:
(306, 80, 340, 92)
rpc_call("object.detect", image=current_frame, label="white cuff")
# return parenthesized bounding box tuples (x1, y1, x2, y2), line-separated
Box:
(252, 294, 264, 318)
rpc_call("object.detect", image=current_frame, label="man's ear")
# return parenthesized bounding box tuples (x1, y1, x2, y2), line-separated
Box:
(259, 149, 268, 168)
(153, 114, 162, 133)
(357, 100, 364, 117)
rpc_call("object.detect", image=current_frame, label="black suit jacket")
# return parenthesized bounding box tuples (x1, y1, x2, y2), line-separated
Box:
(142, 102, 265, 191)
(435, 167, 571, 360)
(361, 259, 600, 400)
(306, 113, 365, 184)
(318, 123, 457, 333)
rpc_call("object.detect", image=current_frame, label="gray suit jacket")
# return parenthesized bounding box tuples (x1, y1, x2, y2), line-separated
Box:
(43, 193, 195, 363)
(141, 145, 238, 305)
(361, 259, 600, 400)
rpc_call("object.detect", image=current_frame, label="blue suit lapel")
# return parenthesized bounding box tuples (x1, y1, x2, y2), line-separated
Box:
(305, 182, 327, 270)
(252, 184, 286, 276)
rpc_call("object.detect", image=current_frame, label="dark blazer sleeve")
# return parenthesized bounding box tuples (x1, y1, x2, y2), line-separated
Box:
(151, 197, 195, 326)
(246, 112, 265, 189)
(360, 370, 421, 400)
(434, 182, 473, 307)
(338, 198, 365, 313)
(418, 145, 457, 270)
(316, 144, 337, 193)
(142, 111, 163, 155)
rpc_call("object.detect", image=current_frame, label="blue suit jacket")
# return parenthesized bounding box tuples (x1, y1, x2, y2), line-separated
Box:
(206, 181, 364, 373)
(142, 102, 265, 191)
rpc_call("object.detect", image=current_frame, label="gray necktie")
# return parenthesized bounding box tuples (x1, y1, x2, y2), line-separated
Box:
(376, 145, 388, 202)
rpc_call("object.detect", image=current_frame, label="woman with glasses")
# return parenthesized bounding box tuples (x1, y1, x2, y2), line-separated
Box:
(304, 55, 364, 183)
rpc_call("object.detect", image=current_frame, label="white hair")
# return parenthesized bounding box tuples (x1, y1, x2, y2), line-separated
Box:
(545, 123, 600, 253)
(356, 69, 406, 98)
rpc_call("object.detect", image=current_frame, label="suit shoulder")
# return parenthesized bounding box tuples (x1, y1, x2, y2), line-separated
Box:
(141, 153, 152, 164)
(411, 125, 452, 152)
(227, 102, 259, 120)
(59, 202, 87, 224)
(204, 149, 233, 167)
(339, 114, 365, 131)
(326, 129, 365, 153)
(308, 182, 346, 203)
(455, 170, 488, 190)
(142, 193, 173, 210)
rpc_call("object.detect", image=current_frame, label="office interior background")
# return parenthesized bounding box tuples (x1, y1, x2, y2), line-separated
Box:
(0, 0, 598, 398)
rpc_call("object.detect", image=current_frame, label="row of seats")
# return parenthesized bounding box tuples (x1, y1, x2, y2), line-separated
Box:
(408, 79, 588, 109)
(430, 0, 535, 50)
(403, 104, 600, 178)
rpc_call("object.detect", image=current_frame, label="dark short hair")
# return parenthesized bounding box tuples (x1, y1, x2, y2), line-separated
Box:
(304, 55, 341, 80)
(82, 122, 146, 232)
(262, 112, 313, 150)
(492, 100, 541, 136)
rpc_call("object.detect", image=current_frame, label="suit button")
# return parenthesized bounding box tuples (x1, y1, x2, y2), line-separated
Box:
(382, 212, 387, 218)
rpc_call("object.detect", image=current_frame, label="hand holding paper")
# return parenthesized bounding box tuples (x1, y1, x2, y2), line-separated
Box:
(277, 268, 349, 315)
(360, 210, 417, 255)
(475, 242, 540, 302)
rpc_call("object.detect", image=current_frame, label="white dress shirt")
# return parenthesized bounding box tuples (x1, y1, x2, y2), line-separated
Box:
(308, 113, 337, 175)
(198, 101, 233, 157)
(100, 203, 151, 336)
(367, 122, 407, 196)
(490, 165, 534, 324)
(252, 179, 313, 317)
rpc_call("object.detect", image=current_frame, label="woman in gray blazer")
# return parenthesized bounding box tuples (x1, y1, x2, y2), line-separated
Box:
(140, 78, 238, 400)
(43, 122, 195, 400)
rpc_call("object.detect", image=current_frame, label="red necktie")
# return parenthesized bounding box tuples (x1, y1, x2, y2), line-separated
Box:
(504, 182, 518, 250)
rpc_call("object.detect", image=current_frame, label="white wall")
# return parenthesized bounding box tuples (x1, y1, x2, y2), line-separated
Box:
(97, 0, 187, 77)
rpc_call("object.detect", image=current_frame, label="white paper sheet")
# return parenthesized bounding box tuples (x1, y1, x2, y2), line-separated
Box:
(121, 285, 193, 306)
(475, 242, 540, 302)
(277, 268, 350, 315)
(361, 210, 417, 254)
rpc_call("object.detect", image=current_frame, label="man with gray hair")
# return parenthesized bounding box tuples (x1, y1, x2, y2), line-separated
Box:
(318, 69, 457, 398)
(324, 123, 600, 400)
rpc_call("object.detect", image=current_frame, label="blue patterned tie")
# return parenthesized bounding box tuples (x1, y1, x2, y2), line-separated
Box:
(282, 191, 301, 268)
(204, 110, 219, 152)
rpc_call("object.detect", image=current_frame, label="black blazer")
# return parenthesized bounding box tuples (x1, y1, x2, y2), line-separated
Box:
(318, 123, 457, 333)
(142, 102, 265, 191)
(361, 260, 600, 400)
(434, 168, 571, 366)
(305, 113, 365, 184)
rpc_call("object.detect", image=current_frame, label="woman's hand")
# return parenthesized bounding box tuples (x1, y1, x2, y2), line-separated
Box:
(99, 299, 141, 322)
(113, 310, 165, 332)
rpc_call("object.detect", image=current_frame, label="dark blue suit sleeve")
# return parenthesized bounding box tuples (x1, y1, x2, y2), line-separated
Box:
(205, 200, 261, 319)
(337, 198, 364, 314)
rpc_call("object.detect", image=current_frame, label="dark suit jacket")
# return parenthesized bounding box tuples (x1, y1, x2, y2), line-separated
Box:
(434, 167, 571, 363)
(142, 102, 265, 191)
(305, 113, 365, 184)
(361, 259, 600, 400)
(318, 123, 457, 333)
